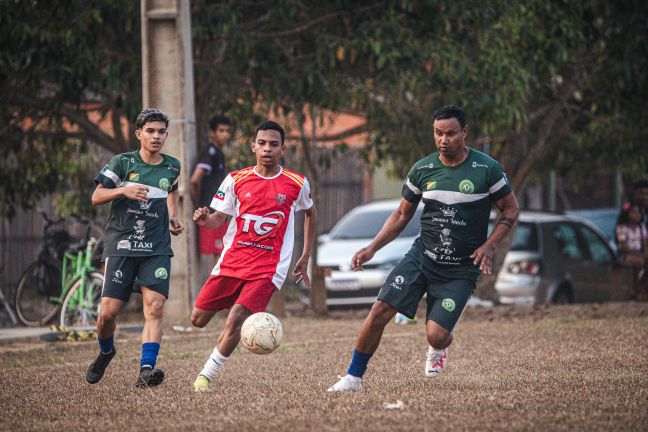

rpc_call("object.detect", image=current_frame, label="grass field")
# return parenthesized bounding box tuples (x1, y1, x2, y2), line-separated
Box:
(1, 303, 647, 431)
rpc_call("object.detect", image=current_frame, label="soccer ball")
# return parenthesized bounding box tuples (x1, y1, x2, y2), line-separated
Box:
(240, 312, 283, 355)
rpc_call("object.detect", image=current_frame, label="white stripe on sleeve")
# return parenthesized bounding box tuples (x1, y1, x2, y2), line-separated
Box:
(489, 177, 508, 194)
(405, 178, 422, 195)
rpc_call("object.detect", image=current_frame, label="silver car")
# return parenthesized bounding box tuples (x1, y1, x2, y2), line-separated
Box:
(495, 211, 631, 304)
(306, 200, 421, 306)
(302, 200, 630, 306)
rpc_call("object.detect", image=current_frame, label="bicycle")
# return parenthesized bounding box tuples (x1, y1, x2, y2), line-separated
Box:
(14, 211, 104, 327)
(59, 236, 104, 328)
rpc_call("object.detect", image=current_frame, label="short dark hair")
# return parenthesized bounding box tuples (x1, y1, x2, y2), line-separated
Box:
(209, 114, 231, 131)
(432, 105, 467, 129)
(254, 120, 285, 145)
(136, 108, 170, 129)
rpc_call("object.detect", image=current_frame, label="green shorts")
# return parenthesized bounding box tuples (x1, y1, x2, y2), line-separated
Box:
(102, 255, 171, 301)
(377, 248, 474, 332)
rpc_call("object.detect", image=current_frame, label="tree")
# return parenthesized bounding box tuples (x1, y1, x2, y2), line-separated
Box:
(356, 1, 648, 193)
(3, 0, 646, 301)
(0, 0, 142, 218)
(192, 0, 648, 302)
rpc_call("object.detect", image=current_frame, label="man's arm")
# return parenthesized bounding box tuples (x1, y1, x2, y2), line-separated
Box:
(189, 167, 206, 207)
(167, 188, 184, 236)
(91, 183, 148, 206)
(352, 198, 419, 271)
(193, 207, 228, 229)
(470, 192, 520, 275)
(292, 205, 318, 288)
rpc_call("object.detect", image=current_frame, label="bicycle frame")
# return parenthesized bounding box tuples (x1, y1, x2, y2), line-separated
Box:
(15, 210, 104, 327)
(53, 238, 98, 305)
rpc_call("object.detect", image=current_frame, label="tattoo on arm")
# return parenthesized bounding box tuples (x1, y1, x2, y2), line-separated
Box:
(496, 216, 516, 228)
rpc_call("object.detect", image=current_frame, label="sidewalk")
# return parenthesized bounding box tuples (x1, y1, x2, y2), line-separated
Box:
(0, 323, 143, 344)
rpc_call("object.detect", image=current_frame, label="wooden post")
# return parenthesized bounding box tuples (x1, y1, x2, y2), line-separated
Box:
(141, 0, 199, 322)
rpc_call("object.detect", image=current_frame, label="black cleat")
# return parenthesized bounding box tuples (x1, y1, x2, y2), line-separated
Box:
(135, 366, 165, 388)
(86, 348, 116, 384)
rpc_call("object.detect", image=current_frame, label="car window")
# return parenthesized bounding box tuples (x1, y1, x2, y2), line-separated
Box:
(487, 222, 538, 251)
(576, 224, 614, 262)
(552, 223, 584, 259)
(329, 208, 422, 240)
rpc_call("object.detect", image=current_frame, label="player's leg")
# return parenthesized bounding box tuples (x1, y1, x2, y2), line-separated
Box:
(329, 300, 399, 392)
(191, 274, 234, 328)
(328, 253, 426, 392)
(191, 307, 217, 328)
(424, 278, 473, 378)
(134, 256, 171, 388)
(194, 278, 275, 391)
(87, 256, 132, 384)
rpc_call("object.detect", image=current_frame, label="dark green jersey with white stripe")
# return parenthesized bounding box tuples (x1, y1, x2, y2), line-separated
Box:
(95, 150, 181, 258)
(402, 148, 512, 280)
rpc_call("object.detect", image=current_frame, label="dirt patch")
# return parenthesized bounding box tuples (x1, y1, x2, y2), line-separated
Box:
(1, 302, 647, 431)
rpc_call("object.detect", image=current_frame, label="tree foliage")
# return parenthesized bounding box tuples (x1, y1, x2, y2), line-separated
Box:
(191, 0, 648, 193)
(2, 0, 646, 216)
(0, 0, 141, 218)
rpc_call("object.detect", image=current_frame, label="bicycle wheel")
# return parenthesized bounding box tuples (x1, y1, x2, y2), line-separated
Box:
(60, 272, 104, 329)
(15, 260, 62, 327)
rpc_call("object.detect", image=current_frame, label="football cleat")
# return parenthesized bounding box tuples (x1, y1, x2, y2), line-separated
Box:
(327, 374, 362, 392)
(425, 347, 447, 378)
(193, 375, 211, 392)
(135, 366, 165, 388)
(86, 348, 116, 384)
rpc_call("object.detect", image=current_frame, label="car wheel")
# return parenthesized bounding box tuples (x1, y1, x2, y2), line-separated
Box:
(552, 286, 573, 304)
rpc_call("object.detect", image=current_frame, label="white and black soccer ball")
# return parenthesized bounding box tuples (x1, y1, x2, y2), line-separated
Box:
(240, 312, 283, 355)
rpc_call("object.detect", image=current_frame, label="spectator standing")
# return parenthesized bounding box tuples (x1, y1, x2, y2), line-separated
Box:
(190, 115, 231, 284)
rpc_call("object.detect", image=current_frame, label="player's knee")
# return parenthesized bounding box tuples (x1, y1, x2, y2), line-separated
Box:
(426, 329, 451, 349)
(144, 299, 165, 320)
(99, 307, 119, 323)
(224, 308, 248, 334)
(191, 311, 208, 328)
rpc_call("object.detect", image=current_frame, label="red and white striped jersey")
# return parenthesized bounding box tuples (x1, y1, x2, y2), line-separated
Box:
(209, 166, 313, 288)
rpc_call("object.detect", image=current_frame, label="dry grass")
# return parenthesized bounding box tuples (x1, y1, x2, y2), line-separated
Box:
(1, 303, 647, 432)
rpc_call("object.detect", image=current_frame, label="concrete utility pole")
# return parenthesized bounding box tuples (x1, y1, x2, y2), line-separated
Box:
(141, 0, 199, 321)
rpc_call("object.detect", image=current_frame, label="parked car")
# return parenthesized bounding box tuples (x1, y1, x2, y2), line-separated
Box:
(494, 211, 631, 304)
(301, 200, 631, 306)
(304, 200, 422, 306)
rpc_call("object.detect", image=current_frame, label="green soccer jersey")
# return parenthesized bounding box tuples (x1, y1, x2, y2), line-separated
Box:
(94, 150, 181, 258)
(401, 148, 512, 280)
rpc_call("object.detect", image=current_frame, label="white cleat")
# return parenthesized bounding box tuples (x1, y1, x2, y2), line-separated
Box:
(327, 374, 362, 392)
(425, 346, 448, 378)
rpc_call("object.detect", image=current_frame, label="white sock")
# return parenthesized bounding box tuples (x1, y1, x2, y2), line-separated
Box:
(428, 345, 445, 354)
(199, 347, 229, 381)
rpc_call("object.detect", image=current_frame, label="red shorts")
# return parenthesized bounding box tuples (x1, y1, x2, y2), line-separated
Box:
(194, 275, 276, 313)
(198, 224, 227, 255)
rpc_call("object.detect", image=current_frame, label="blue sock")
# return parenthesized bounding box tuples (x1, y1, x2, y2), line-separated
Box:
(98, 336, 114, 354)
(140, 342, 160, 369)
(347, 349, 373, 378)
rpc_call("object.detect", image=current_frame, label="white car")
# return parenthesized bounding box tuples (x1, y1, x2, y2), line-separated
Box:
(301, 200, 420, 306)
(300, 200, 630, 306)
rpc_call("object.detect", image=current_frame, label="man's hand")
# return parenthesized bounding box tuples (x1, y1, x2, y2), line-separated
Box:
(170, 218, 184, 236)
(292, 255, 311, 288)
(122, 184, 149, 201)
(193, 207, 210, 226)
(351, 246, 375, 271)
(470, 243, 496, 275)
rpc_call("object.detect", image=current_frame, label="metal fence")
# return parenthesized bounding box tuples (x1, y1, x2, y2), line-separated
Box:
(0, 200, 52, 305)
